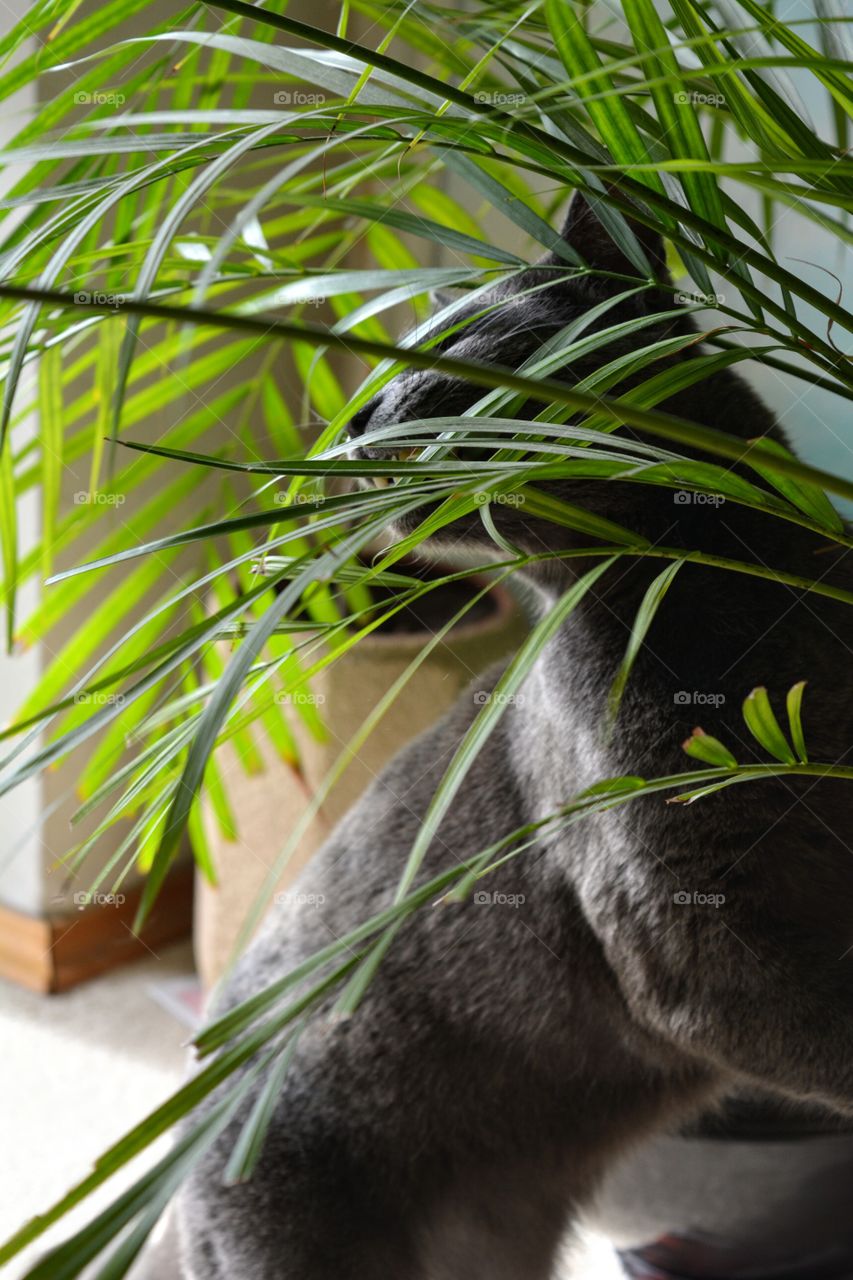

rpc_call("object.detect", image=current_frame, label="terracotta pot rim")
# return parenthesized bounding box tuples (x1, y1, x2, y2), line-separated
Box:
(348, 573, 518, 653)
(209, 573, 520, 655)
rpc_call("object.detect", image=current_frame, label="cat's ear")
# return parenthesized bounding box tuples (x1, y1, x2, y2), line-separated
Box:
(557, 189, 669, 282)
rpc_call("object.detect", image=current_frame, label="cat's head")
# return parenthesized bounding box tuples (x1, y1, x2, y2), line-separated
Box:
(347, 190, 778, 573)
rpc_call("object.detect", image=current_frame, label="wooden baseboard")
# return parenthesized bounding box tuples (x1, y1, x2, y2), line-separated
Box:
(0, 866, 194, 993)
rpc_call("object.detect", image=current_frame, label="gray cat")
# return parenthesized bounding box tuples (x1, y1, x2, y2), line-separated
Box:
(178, 192, 853, 1279)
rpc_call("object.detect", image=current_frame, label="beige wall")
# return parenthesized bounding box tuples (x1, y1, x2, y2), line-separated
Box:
(0, 0, 44, 913)
(0, 0, 356, 914)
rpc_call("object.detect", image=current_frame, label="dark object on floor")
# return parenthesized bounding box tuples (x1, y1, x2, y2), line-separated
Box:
(602, 1094, 853, 1279)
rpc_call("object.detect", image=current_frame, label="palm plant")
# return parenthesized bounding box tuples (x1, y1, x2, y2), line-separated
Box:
(0, 0, 851, 1273)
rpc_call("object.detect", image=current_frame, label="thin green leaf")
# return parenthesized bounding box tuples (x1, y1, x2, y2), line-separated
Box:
(682, 727, 738, 768)
(223, 1025, 305, 1184)
(786, 680, 809, 764)
(608, 560, 684, 724)
(742, 686, 796, 764)
(746, 436, 845, 534)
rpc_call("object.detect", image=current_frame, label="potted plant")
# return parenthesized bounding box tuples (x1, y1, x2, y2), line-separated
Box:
(0, 1, 850, 1277)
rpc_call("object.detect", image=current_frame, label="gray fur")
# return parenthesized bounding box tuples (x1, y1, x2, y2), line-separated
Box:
(179, 193, 853, 1278)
